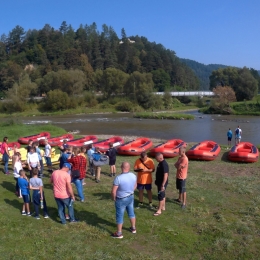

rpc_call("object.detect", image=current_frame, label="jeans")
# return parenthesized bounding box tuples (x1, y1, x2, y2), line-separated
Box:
(32, 190, 48, 216)
(72, 178, 84, 201)
(2, 152, 9, 173)
(39, 159, 43, 176)
(14, 177, 21, 196)
(115, 194, 135, 224)
(55, 197, 75, 224)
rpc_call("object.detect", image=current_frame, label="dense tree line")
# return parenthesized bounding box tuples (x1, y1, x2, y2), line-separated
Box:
(0, 22, 200, 99)
(209, 67, 259, 101)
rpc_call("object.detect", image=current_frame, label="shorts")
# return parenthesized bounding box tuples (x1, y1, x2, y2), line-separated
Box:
(22, 194, 30, 203)
(115, 194, 135, 224)
(176, 178, 186, 193)
(137, 183, 152, 190)
(45, 157, 52, 166)
(157, 182, 168, 201)
(109, 159, 116, 166)
(228, 137, 232, 141)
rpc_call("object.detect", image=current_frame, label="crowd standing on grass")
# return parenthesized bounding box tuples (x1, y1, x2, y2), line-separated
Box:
(1, 136, 190, 238)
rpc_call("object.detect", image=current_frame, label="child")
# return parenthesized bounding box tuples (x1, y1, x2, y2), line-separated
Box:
(33, 141, 44, 178)
(29, 168, 49, 219)
(17, 170, 31, 216)
(12, 152, 23, 198)
(79, 146, 87, 185)
(44, 139, 53, 172)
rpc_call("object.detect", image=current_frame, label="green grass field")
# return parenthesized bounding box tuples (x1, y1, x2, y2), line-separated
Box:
(0, 124, 260, 259)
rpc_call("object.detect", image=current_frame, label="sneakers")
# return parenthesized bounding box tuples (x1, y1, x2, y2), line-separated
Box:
(136, 202, 143, 209)
(113, 174, 116, 177)
(111, 232, 123, 239)
(65, 214, 70, 220)
(35, 216, 40, 220)
(181, 204, 186, 210)
(27, 213, 32, 217)
(129, 227, 136, 234)
(149, 203, 154, 209)
(22, 211, 26, 216)
(96, 179, 100, 183)
(70, 219, 79, 223)
(109, 174, 112, 177)
(44, 215, 49, 219)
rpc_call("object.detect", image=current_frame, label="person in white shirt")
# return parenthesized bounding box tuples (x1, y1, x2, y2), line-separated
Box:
(44, 139, 53, 172)
(27, 147, 40, 177)
(235, 125, 242, 145)
(12, 152, 23, 198)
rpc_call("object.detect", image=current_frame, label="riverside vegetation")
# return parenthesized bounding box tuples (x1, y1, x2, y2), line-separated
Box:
(0, 123, 260, 259)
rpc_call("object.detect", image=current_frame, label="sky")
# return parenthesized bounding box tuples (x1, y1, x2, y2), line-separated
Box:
(0, 0, 259, 69)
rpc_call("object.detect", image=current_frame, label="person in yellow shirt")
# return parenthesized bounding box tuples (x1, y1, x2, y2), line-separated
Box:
(134, 152, 155, 209)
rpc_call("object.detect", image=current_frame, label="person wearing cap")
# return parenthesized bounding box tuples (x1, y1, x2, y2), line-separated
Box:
(50, 164, 77, 224)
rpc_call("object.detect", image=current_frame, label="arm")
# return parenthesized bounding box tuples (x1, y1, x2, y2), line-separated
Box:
(111, 185, 118, 201)
(66, 181, 75, 201)
(27, 154, 31, 170)
(161, 173, 169, 191)
(39, 186, 43, 199)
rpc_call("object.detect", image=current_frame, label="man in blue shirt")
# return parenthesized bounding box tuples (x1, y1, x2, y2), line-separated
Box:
(111, 162, 137, 239)
(227, 128, 232, 148)
(87, 144, 95, 176)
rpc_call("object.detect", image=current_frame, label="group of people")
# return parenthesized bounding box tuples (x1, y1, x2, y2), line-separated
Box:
(227, 125, 242, 148)
(2, 135, 189, 238)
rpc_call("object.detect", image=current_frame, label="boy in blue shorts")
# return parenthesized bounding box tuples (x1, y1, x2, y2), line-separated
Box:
(17, 170, 31, 216)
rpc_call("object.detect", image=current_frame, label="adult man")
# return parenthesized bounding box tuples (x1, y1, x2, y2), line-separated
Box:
(134, 152, 155, 209)
(111, 162, 137, 239)
(235, 125, 242, 145)
(154, 153, 169, 216)
(50, 164, 77, 224)
(44, 139, 52, 172)
(174, 147, 189, 209)
(227, 128, 232, 148)
(87, 144, 95, 176)
(67, 147, 87, 202)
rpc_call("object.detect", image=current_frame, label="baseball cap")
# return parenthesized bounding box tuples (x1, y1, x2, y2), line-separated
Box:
(63, 163, 71, 170)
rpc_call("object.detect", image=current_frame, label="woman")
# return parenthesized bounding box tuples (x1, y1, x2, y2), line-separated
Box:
(1, 137, 10, 175)
(12, 152, 23, 198)
(27, 147, 40, 178)
(67, 147, 87, 202)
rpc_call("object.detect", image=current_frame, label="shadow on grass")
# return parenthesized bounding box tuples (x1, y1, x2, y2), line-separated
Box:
(1, 180, 15, 193)
(221, 151, 230, 162)
(79, 210, 115, 233)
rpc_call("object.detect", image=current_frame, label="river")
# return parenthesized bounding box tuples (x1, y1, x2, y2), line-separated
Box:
(21, 111, 260, 145)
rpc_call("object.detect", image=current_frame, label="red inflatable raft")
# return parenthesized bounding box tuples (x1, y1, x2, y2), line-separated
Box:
(67, 135, 98, 147)
(39, 134, 74, 147)
(228, 142, 259, 163)
(0, 142, 21, 150)
(18, 132, 51, 145)
(117, 137, 153, 156)
(186, 140, 221, 161)
(150, 139, 186, 158)
(94, 136, 124, 153)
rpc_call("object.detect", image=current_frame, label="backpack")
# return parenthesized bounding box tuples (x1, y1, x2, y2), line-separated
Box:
(92, 153, 101, 161)
(235, 128, 239, 135)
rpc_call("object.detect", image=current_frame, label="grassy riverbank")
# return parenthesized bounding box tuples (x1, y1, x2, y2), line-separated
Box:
(133, 112, 194, 120)
(1, 124, 260, 259)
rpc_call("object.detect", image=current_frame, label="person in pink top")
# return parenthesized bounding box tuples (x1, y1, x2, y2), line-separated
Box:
(50, 164, 77, 224)
(174, 147, 189, 209)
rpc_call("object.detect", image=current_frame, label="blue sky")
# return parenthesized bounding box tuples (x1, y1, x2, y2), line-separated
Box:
(1, 0, 259, 69)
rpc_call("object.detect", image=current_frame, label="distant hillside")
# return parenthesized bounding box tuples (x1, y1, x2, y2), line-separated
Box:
(180, 58, 228, 90)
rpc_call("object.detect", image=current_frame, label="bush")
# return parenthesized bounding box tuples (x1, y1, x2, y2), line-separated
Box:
(115, 101, 135, 112)
(42, 89, 77, 111)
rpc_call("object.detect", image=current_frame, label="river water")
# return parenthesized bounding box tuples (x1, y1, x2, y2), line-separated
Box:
(20, 111, 260, 145)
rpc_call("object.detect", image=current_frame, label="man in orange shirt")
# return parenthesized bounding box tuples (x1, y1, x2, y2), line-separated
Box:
(174, 147, 189, 209)
(134, 152, 155, 209)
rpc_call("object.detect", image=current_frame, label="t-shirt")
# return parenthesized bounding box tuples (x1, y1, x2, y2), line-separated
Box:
(1, 142, 8, 154)
(134, 157, 155, 184)
(227, 130, 232, 138)
(17, 178, 30, 195)
(235, 128, 242, 138)
(36, 147, 42, 160)
(27, 152, 39, 167)
(59, 152, 70, 167)
(106, 148, 117, 161)
(175, 155, 189, 180)
(51, 169, 71, 199)
(155, 160, 169, 186)
(13, 161, 23, 178)
(87, 148, 94, 160)
(26, 145, 32, 154)
(45, 144, 51, 157)
(113, 172, 136, 199)
(30, 177, 43, 188)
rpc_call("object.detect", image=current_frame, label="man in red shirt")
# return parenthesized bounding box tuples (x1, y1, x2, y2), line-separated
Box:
(67, 147, 87, 202)
(174, 147, 189, 209)
(50, 164, 77, 224)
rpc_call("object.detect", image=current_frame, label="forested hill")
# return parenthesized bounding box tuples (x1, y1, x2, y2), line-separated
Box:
(0, 22, 200, 94)
(180, 58, 228, 90)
